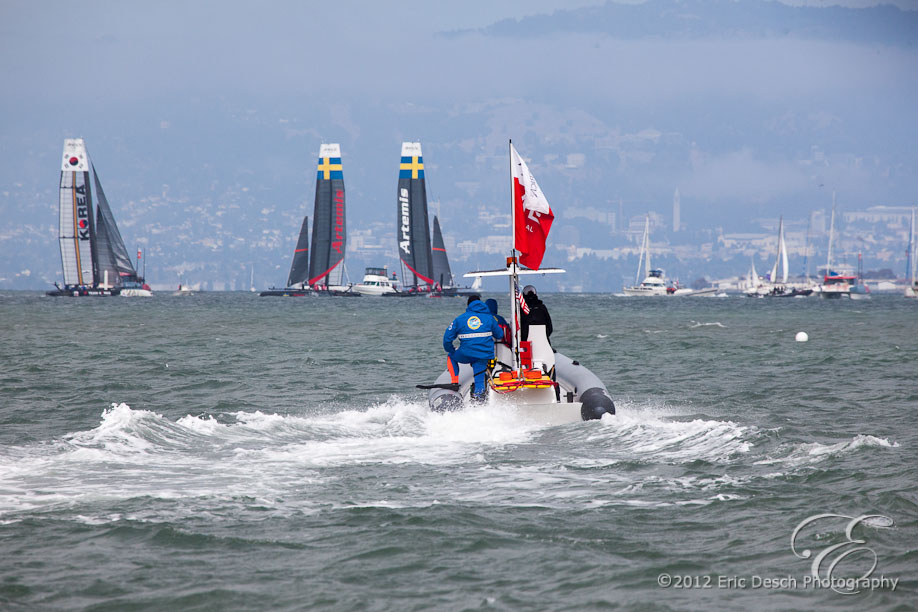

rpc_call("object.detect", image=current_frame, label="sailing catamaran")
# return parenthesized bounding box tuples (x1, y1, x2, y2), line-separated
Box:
(48, 139, 152, 297)
(420, 142, 615, 425)
(387, 141, 435, 296)
(366, 142, 476, 298)
(261, 143, 357, 297)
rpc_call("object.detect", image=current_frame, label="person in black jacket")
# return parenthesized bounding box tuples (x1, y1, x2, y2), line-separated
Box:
(520, 285, 552, 342)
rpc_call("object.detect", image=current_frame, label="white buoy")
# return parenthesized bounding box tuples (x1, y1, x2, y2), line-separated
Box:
(795, 331, 808, 342)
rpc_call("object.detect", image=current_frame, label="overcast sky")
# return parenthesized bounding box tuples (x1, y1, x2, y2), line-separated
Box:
(3, 0, 913, 105)
(2, 0, 916, 209)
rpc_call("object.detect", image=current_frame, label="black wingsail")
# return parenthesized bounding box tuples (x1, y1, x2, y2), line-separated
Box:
(396, 142, 434, 288)
(286, 215, 310, 288)
(92, 164, 139, 286)
(308, 144, 346, 288)
(431, 216, 453, 289)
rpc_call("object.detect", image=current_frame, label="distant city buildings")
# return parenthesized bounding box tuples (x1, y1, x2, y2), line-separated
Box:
(843, 206, 913, 227)
(561, 206, 615, 226)
(809, 209, 826, 236)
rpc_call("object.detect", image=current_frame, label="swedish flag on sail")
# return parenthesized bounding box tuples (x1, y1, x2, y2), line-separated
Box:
(399, 155, 424, 179)
(317, 150, 343, 180)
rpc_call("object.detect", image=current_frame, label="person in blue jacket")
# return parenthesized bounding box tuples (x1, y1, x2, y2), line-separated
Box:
(485, 298, 511, 347)
(443, 294, 506, 401)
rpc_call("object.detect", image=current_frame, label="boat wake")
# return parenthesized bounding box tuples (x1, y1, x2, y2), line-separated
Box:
(3, 401, 895, 521)
(0, 401, 547, 519)
(754, 434, 900, 467)
(578, 403, 754, 465)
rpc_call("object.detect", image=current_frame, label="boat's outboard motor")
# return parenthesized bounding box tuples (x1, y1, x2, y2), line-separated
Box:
(580, 386, 615, 420)
(427, 364, 472, 412)
(431, 390, 463, 412)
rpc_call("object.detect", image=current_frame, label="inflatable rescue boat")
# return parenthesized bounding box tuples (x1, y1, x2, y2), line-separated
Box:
(420, 141, 615, 425)
(425, 319, 615, 425)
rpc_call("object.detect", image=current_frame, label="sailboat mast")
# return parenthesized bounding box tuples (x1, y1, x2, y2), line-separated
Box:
(912, 208, 917, 286)
(635, 221, 643, 285)
(781, 220, 789, 284)
(907, 208, 915, 285)
(637, 216, 650, 284)
(826, 192, 836, 279)
(770, 217, 781, 283)
(803, 215, 811, 282)
(644, 215, 653, 276)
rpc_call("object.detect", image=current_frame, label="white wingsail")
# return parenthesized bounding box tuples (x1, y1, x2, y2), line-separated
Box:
(58, 139, 95, 287)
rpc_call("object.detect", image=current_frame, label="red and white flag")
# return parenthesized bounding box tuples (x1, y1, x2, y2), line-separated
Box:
(516, 287, 530, 315)
(511, 143, 554, 270)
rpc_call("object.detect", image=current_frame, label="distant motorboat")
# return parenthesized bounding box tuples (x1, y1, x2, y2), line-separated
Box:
(816, 195, 868, 299)
(623, 217, 669, 296)
(622, 216, 711, 296)
(353, 267, 398, 296)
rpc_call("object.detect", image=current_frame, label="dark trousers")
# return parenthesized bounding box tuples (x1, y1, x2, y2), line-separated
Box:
(447, 348, 490, 400)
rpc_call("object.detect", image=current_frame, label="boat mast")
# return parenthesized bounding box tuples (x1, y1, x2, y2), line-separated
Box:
(907, 208, 915, 285)
(644, 216, 652, 279)
(803, 215, 811, 283)
(779, 217, 788, 283)
(509, 139, 521, 373)
(826, 192, 836, 279)
(635, 217, 648, 285)
(772, 218, 780, 283)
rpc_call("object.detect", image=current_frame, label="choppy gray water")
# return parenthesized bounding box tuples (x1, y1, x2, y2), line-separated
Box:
(1, 291, 915, 611)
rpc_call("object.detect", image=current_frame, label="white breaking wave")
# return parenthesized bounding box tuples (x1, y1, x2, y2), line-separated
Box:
(689, 321, 726, 328)
(0, 400, 769, 520)
(581, 402, 754, 464)
(0, 401, 544, 518)
(754, 434, 899, 467)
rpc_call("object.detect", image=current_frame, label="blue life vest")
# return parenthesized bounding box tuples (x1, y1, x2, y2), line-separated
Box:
(443, 300, 505, 359)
